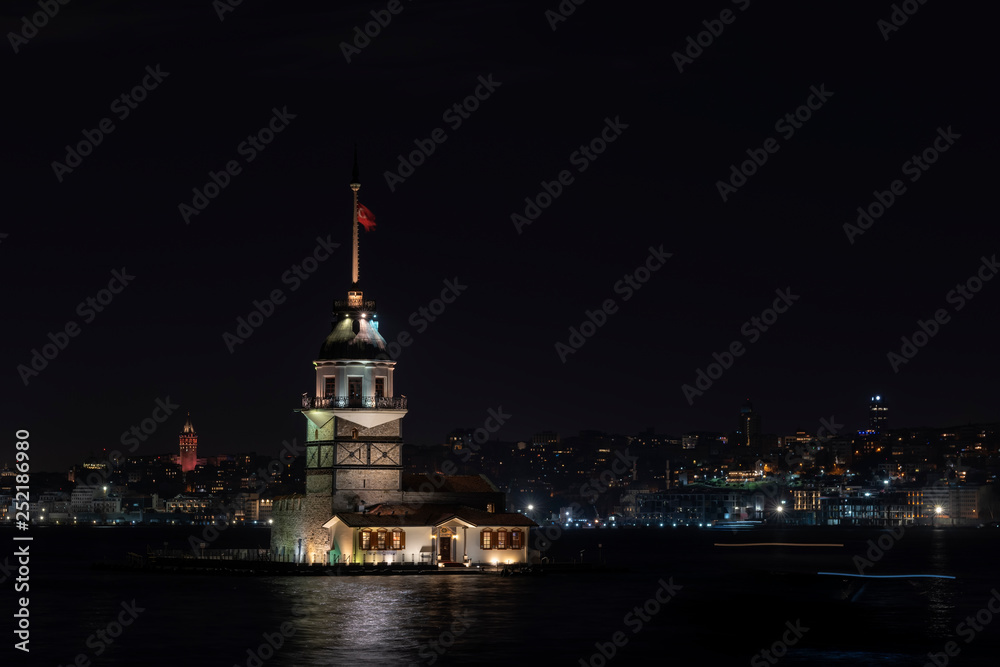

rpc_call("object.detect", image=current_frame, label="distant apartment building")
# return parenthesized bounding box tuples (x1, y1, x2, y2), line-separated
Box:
(822, 491, 908, 526)
(869, 395, 888, 433)
(906, 485, 988, 525)
(726, 470, 760, 484)
(738, 400, 761, 450)
(633, 486, 759, 524)
(0, 466, 15, 493)
(792, 489, 820, 512)
(69, 485, 122, 518)
(163, 494, 220, 514)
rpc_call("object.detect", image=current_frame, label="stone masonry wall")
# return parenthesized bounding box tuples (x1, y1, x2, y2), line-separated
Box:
(336, 418, 401, 438)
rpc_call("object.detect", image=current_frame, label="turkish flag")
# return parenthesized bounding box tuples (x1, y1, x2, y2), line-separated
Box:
(358, 203, 376, 231)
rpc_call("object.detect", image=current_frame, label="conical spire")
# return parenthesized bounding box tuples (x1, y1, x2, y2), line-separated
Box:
(183, 412, 195, 434)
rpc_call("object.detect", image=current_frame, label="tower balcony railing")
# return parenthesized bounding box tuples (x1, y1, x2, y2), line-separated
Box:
(301, 395, 407, 410)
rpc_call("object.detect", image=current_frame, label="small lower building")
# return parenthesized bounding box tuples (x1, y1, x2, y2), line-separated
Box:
(323, 503, 534, 566)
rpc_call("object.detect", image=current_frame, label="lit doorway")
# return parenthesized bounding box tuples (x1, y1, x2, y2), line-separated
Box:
(439, 528, 453, 562)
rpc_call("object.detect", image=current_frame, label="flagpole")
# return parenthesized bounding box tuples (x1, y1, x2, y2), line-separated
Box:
(350, 147, 360, 286)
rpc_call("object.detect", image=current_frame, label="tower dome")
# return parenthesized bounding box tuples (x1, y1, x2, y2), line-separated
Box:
(318, 303, 387, 360)
(316, 146, 386, 361)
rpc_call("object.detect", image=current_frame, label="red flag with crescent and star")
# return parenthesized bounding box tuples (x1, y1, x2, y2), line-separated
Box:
(358, 203, 376, 231)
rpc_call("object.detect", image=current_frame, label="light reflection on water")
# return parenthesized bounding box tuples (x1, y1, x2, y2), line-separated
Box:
(283, 577, 478, 663)
(270, 574, 631, 666)
(20, 526, 1000, 666)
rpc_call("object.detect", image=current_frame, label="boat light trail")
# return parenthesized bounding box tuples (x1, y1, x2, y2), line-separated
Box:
(714, 542, 843, 547)
(816, 572, 956, 579)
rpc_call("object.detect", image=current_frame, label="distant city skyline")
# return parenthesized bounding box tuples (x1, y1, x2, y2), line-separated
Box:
(29, 398, 1000, 475)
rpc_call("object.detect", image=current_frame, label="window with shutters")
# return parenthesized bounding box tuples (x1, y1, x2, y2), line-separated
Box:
(391, 529, 404, 550)
(511, 530, 522, 549)
(360, 530, 371, 550)
(496, 530, 507, 549)
(324, 377, 335, 397)
(481, 530, 492, 549)
(376, 530, 386, 550)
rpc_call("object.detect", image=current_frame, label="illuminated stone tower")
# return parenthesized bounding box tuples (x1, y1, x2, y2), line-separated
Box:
(271, 150, 407, 563)
(179, 413, 198, 473)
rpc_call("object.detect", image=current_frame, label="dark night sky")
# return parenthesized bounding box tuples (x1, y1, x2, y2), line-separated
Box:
(3, 0, 997, 471)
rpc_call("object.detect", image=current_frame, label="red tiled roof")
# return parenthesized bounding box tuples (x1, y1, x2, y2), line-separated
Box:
(331, 503, 536, 528)
(401, 474, 499, 493)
